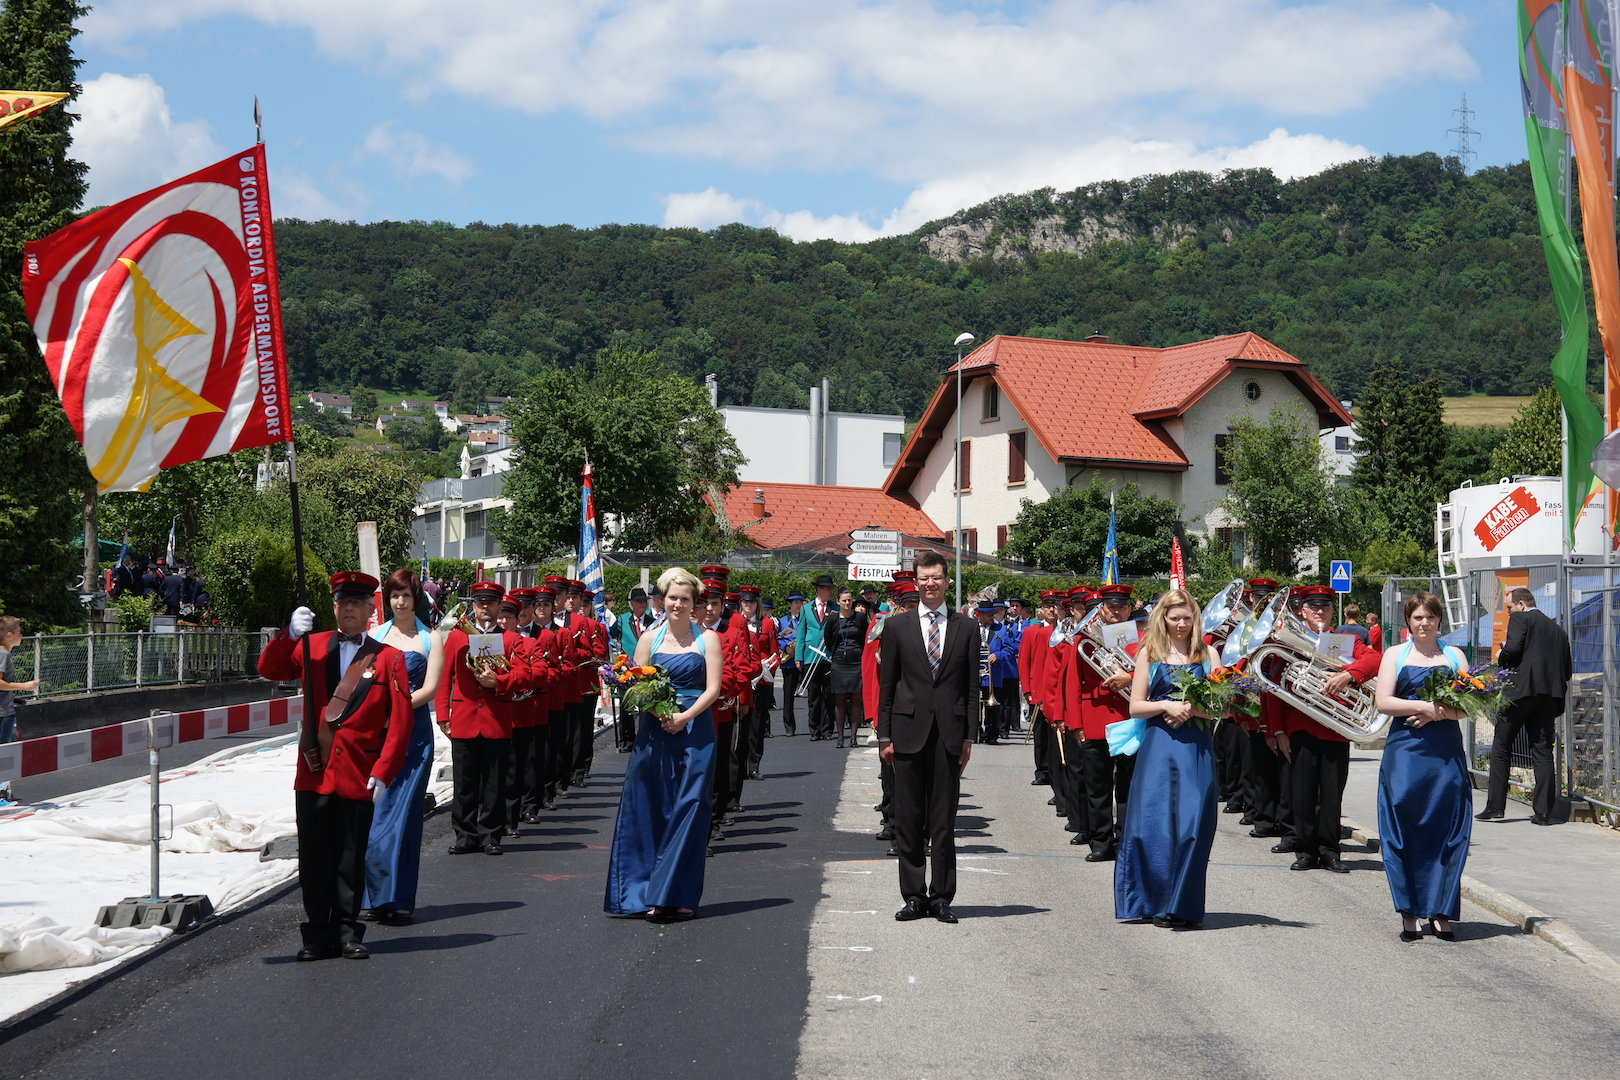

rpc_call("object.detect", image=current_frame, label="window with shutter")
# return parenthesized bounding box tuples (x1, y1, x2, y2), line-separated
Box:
(962, 528, 978, 553)
(995, 524, 1008, 551)
(957, 439, 972, 491)
(1007, 431, 1026, 484)
(1214, 433, 1234, 485)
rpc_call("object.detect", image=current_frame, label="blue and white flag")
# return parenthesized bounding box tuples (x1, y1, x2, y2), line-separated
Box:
(579, 460, 607, 622)
(165, 516, 177, 567)
(1101, 492, 1119, 585)
(420, 539, 430, 583)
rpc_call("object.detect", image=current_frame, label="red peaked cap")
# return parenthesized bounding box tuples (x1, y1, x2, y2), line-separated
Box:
(1038, 590, 1064, 601)
(1098, 584, 1133, 601)
(1247, 578, 1279, 592)
(470, 580, 505, 600)
(543, 575, 569, 587)
(509, 587, 539, 603)
(1293, 585, 1335, 600)
(737, 584, 761, 597)
(533, 586, 558, 601)
(891, 570, 916, 583)
(330, 571, 378, 598)
(500, 598, 521, 614)
(699, 564, 730, 579)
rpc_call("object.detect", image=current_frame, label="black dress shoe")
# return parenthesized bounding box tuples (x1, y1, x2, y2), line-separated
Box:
(710, 829, 726, 841)
(1046, 795, 1058, 805)
(932, 903, 959, 924)
(360, 909, 377, 922)
(341, 941, 370, 959)
(707, 846, 714, 857)
(376, 910, 413, 926)
(885, 846, 898, 856)
(1289, 854, 1318, 871)
(1084, 850, 1115, 862)
(1032, 777, 1049, 786)
(1475, 808, 1504, 821)
(748, 772, 763, 781)
(1428, 920, 1456, 941)
(1399, 928, 1424, 943)
(1171, 921, 1203, 931)
(1249, 826, 1283, 838)
(895, 898, 929, 921)
(448, 842, 480, 855)
(1271, 840, 1298, 854)
(721, 815, 738, 825)
(876, 826, 894, 840)
(1531, 815, 1553, 826)
(543, 801, 558, 811)
(1063, 823, 1080, 833)
(1152, 916, 1177, 928)
(296, 944, 341, 961)
(482, 842, 503, 856)
(1239, 814, 1256, 826)
(1069, 835, 1086, 845)
(519, 812, 542, 824)
(1320, 854, 1349, 874)
(1222, 803, 1246, 814)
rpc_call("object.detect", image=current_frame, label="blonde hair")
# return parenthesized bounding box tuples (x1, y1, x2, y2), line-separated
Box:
(658, 566, 703, 601)
(1139, 588, 1208, 665)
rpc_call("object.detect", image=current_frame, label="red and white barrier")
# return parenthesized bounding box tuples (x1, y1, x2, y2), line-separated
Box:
(0, 697, 303, 785)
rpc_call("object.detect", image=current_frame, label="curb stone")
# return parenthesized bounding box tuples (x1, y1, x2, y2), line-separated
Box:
(1342, 815, 1620, 979)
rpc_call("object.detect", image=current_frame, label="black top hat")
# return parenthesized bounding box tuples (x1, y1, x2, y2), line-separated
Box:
(628, 586, 649, 601)
(813, 573, 836, 588)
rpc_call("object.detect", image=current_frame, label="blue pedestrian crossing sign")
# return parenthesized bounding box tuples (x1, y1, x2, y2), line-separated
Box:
(1330, 560, 1352, 593)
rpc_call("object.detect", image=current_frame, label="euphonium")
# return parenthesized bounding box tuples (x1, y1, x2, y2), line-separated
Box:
(443, 602, 512, 674)
(1201, 578, 1250, 653)
(1074, 605, 1136, 698)
(1245, 587, 1390, 744)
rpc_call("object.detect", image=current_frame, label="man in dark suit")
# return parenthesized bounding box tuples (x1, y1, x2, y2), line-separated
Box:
(1481, 587, 1572, 825)
(877, 551, 979, 924)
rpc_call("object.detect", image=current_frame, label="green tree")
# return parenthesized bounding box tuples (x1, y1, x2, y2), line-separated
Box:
(1220, 407, 1338, 574)
(298, 448, 422, 570)
(1000, 478, 1182, 576)
(385, 409, 447, 453)
(449, 355, 487, 415)
(0, 0, 91, 628)
(1490, 384, 1563, 479)
(99, 454, 253, 563)
(491, 347, 745, 560)
(291, 400, 353, 438)
(348, 386, 378, 421)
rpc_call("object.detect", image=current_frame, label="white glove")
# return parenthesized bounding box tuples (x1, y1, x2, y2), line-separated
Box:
(368, 776, 386, 804)
(288, 606, 315, 640)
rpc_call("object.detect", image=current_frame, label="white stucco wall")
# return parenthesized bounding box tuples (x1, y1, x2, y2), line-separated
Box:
(1177, 369, 1325, 532)
(722, 406, 904, 488)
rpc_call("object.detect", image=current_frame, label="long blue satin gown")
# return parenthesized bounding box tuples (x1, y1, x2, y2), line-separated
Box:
(1377, 664, 1472, 920)
(1115, 661, 1218, 923)
(363, 645, 434, 914)
(605, 647, 716, 915)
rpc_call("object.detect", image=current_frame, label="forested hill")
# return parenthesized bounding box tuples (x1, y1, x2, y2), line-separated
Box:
(274, 152, 1576, 420)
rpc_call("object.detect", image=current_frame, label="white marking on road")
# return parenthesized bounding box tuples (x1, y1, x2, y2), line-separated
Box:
(829, 910, 879, 914)
(858, 995, 883, 1002)
(908, 976, 916, 984)
(960, 866, 1010, 875)
(827, 994, 853, 1000)
(831, 870, 873, 874)
(819, 946, 875, 952)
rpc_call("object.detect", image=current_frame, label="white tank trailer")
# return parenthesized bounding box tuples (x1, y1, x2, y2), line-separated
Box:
(1437, 476, 1607, 572)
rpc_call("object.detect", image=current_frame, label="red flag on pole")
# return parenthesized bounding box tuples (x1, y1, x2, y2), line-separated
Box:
(22, 145, 291, 492)
(1168, 536, 1186, 591)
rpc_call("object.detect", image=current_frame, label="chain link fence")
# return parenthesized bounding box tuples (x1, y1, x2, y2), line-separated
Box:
(8, 630, 270, 700)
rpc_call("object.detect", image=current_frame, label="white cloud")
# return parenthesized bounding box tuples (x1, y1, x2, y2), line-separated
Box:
(271, 168, 355, 221)
(75, 73, 222, 205)
(666, 128, 1371, 241)
(359, 121, 475, 185)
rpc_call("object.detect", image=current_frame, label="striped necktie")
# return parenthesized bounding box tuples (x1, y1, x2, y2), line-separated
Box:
(927, 610, 943, 675)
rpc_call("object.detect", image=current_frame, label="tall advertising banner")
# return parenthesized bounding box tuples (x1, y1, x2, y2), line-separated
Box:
(1564, 0, 1620, 540)
(21, 146, 290, 493)
(1520, 0, 1606, 546)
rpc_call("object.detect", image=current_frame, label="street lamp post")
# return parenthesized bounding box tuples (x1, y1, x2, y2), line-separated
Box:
(953, 331, 975, 611)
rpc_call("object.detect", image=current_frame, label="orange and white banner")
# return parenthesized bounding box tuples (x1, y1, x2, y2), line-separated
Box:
(22, 146, 290, 492)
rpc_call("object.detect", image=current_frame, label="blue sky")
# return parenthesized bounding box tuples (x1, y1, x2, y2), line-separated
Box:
(75, 1, 1521, 241)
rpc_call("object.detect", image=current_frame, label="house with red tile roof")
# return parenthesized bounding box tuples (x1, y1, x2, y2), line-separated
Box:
(881, 332, 1352, 563)
(707, 482, 944, 554)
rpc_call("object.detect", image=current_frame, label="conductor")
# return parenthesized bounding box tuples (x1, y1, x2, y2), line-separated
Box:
(877, 550, 979, 924)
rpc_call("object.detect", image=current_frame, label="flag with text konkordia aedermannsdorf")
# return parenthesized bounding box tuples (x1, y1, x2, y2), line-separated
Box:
(22, 146, 291, 493)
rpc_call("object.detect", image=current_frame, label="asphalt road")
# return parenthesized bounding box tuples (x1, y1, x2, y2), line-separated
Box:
(3, 721, 1619, 1080)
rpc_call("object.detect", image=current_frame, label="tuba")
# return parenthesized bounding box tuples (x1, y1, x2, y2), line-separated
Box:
(1244, 587, 1390, 744)
(1201, 578, 1250, 653)
(1074, 605, 1136, 698)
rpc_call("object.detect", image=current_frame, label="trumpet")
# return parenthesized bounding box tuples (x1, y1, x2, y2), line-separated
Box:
(443, 603, 512, 674)
(980, 634, 999, 708)
(1073, 605, 1136, 698)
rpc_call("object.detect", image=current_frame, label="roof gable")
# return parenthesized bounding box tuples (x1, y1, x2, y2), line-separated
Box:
(708, 482, 942, 550)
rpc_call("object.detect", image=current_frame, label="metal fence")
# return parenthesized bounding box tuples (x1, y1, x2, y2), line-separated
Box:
(8, 630, 270, 700)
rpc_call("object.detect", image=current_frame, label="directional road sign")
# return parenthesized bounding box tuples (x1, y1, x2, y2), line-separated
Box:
(849, 528, 901, 543)
(850, 540, 900, 554)
(847, 551, 900, 566)
(847, 564, 897, 581)
(1330, 560, 1352, 593)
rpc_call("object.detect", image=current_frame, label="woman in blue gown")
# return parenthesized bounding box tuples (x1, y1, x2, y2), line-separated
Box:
(1374, 590, 1471, 943)
(1115, 588, 1218, 929)
(363, 569, 444, 925)
(605, 568, 723, 923)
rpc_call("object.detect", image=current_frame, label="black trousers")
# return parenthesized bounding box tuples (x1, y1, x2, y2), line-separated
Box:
(1001, 679, 1021, 730)
(1060, 728, 1089, 833)
(806, 664, 832, 737)
(1032, 714, 1054, 783)
(543, 711, 566, 803)
(980, 685, 1000, 742)
(779, 668, 800, 734)
(1289, 731, 1349, 859)
(877, 754, 895, 828)
(613, 692, 635, 752)
(1486, 695, 1560, 820)
(712, 719, 737, 823)
(1080, 737, 1135, 854)
(451, 735, 510, 846)
(506, 725, 541, 827)
(727, 706, 750, 808)
(295, 790, 373, 948)
(1215, 720, 1246, 803)
(747, 694, 769, 774)
(568, 697, 595, 785)
(892, 722, 960, 906)
(1244, 730, 1283, 832)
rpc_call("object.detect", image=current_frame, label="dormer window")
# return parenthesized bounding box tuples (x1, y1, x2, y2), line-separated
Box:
(982, 383, 1000, 420)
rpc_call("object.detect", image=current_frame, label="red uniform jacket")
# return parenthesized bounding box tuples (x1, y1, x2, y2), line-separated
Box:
(861, 621, 884, 725)
(1021, 622, 1054, 709)
(584, 618, 609, 697)
(709, 614, 758, 724)
(501, 634, 557, 728)
(530, 624, 563, 719)
(258, 630, 414, 801)
(1041, 629, 1074, 727)
(436, 627, 533, 739)
(1258, 638, 1382, 743)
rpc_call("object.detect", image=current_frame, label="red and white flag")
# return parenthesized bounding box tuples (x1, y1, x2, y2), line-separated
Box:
(1168, 536, 1186, 591)
(23, 146, 290, 492)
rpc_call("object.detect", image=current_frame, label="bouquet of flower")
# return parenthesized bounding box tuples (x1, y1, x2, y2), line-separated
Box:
(1169, 665, 1260, 728)
(1417, 664, 1510, 722)
(611, 654, 679, 721)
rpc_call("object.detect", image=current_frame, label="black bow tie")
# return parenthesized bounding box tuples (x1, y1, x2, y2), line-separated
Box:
(336, 632, 365, 646)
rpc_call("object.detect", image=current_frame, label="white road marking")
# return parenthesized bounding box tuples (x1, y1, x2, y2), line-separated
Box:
(819, 946, 875, 952)
(960, 866, 1010, 875)
(830, 870, 873, 874)
(829, 910, 879, 914)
